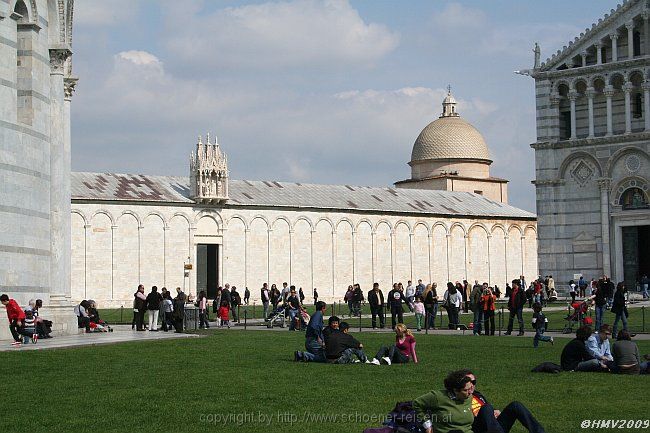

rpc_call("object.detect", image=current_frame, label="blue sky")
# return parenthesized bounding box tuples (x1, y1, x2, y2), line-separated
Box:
(71, 0, 615, 212)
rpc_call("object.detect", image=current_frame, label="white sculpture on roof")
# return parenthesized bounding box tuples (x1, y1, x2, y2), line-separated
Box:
(190, 133, 229, 204)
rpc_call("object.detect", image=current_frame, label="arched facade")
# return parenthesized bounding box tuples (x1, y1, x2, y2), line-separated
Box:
(70, 203, 537, 306)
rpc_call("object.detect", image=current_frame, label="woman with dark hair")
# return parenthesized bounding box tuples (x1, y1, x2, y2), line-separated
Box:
(481, 286, 496, 336)
(198, 290, 210, 329)
(611, 282, 628, 338)
(423, 283, 438, 329)
(270, 284, 281, 311)
(444, 282, 461, 329)
(612, 330, 649, 375)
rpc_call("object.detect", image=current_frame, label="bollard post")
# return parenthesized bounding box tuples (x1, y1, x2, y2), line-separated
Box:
(120, 306, 123, 324)
(253, 302, 256, 320)
(359, 309, 362, 332)
(439, 307, 443, 329)
(641, 305, 645, 332)
(498, 306, 503, 336)
(244, 310, 247, 330)
(425, 312, 429, 334)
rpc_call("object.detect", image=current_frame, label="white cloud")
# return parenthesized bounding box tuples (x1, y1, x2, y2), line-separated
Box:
(162, 0, 399, 71)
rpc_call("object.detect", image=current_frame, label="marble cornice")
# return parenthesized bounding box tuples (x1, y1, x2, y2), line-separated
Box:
(531, 131, 650, 150)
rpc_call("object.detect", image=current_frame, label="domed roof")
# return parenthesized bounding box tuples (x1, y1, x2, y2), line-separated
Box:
(410, 90, 491, 163)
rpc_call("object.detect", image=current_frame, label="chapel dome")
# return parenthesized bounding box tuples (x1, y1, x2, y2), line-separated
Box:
(410, 89, 491, 163)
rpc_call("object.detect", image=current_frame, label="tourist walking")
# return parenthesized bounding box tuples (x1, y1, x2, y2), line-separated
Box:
(593, 278, 608, 331)
(531, 303, 553, 348)
(313, 287, 319, 306)
(230, 286, 241, 322)
(146, 286, 162, 331)
(470, 281, 484, 335)
(161, 291, 174, 332)
(344, 285, 354, 317)
(243, 287, 250, 305)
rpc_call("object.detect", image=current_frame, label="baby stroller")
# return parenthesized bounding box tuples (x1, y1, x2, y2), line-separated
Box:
(266, 305, 286, 328)
(562, 300, 589, 334)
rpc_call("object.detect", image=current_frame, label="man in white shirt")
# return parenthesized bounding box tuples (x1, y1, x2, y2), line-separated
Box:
(405, 280, 415, 312)
(586, 324, 614, 369)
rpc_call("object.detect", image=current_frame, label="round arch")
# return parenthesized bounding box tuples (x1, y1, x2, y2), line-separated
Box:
(194, 209, 223, 229)
(90, 209, 115, 226)
(314, 217, 334, 232)
(468, 222, 490, 236)
(271, 216, 292, 230)
(605, 146, 650, 176)
(335, 218, 354, 232)
(143, 211, 166, 226)
(292, 216, 314, 231)
(71, 209, 87, 225)
(558, 151, 604, 179)
(431, 221, 449, 235)
(226, 215, 249, 231)
(394, 219, 412, 233)
(449, 222, 467, 237)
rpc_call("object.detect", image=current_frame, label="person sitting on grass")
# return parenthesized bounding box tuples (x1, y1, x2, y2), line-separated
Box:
(531, 303, 553, 348)
(296, 301, 327, 362)
(296, 314, 339, 362)
(586, 324, 614, 369)
(560, 325, 608, 372)
(1, 294, 34, 347)
(612, 330, 650, 375)
(413, 369, 546, 433)
(369, 323, 417, 365)
(325, 322, 368, 364)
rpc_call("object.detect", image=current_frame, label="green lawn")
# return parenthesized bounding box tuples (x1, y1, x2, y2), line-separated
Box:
(1, 331, 648, 432)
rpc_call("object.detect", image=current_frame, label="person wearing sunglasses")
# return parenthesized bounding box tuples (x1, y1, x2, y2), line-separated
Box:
(413, 369, 545, 433)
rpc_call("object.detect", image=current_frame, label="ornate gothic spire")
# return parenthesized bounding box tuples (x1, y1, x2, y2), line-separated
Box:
(190, 132, 229, 204)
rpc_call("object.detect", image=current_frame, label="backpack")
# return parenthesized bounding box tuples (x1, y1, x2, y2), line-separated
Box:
(531, 361, 562, 373)
(383, 401, 424, 433)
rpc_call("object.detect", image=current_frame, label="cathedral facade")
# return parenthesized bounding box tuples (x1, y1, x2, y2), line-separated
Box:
(529, 0, 650, 288)
(70, 94, 538, 306)
(0, 0, 77, 340)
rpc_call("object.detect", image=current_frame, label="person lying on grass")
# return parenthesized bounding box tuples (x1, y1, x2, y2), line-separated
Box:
(325, 321, 368, 364)
(412, 369, 546, 433)
(369, 323, 417, 365)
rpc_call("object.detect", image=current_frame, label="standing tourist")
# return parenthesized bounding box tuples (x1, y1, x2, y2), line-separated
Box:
(270, 284, 281, 311)
(443, 282, 461, 329)
(413, 296, 425, 332)
(230, 286, 241, 322)
(173, 287, 186, 332)
(197, 290, 210, 329)
(388, 283, 407, 329)
(243, 287, 250, 305)
(423, 283, 439, 330)
(146, 286, 162, 332)
(287, 287, 301, 331)
(344, 285, 354, 317)
(611, 282, 628, 337)
(593, 278, 608, 331)
(641, 274, 649, 299)
(405, 280, 415, 312)
(415, 279, 426, 298)
(505, 280, 525, 336)
(261, 283, 270, 319)
(313, 287, 319, 306)
(352, 283, 364, 316)
(1, 294, 33, 346)
(298, 287, 305, 305)
(470, 282, 484, 336)
(161, 291, 174, 332)
(134, 285, 147, 331)
(481, 286, 496, 336)
(368, 282, 385, 329)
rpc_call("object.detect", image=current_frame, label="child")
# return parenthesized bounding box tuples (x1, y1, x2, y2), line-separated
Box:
(23, 309, 38, 344)
(218, 301, 230, 329)
(413, 296, 425, 331)
(531, 302, 553, 348)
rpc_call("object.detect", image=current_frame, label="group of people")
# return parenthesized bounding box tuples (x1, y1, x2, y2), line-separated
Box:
(2, 294, 53, 347)
(74, 299, 113, 333)
(560, 323, 649, 375)
(293, 301, 418, 365)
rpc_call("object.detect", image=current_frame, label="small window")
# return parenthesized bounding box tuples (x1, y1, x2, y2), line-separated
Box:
(621, 187, 648, 210)
(13, 0, 29, 22)
(474, 190, 483, 195)
(633, 31, 641, 57)
(634, 93, 643, 118)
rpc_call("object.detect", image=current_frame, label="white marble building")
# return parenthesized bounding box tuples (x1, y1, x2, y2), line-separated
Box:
(0, 0, 77, 339)
(528, 0, 650, 287)
(70, 95, 538, 306)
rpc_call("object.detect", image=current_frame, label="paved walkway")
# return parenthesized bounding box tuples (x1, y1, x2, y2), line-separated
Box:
(0, 326, 200, 352)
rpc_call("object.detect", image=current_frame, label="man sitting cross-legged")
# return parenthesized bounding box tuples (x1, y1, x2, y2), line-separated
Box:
(325, 321, 368, 364)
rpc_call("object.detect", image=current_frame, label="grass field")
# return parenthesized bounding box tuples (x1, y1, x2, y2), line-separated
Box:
(1, 330, 648, 433)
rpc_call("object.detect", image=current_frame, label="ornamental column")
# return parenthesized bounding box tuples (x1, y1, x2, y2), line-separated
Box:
(598, 179, 612, 277)
(595, 42, 603, 64)
(569, 91, 578, 139)
(49, 46, 72, 306)
(644, 10, 650, 56)
(586, 86, 595, 137)
(624, 83, 633, 134)
(643, 82, 650, 131)
(580, 51, 588, 67)
(626, 21, 634, 59)
(610, 33, 619, 61)
(604, 85, 614, 136)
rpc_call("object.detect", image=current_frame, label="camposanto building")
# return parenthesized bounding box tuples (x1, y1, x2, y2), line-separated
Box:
(70, 94, 538, 306)
(527, 0, 650, 287)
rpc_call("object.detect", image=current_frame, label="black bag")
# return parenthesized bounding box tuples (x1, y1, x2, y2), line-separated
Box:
(531, 361, 562, 373)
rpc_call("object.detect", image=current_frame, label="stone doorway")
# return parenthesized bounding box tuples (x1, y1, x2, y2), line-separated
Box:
(196, 244, 219, 299)
(622, 225, 650, 289)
